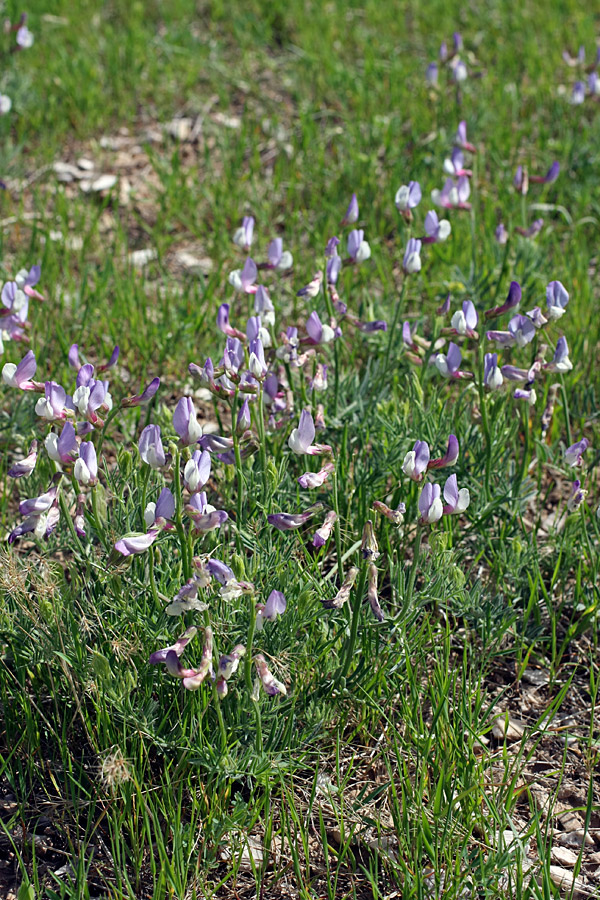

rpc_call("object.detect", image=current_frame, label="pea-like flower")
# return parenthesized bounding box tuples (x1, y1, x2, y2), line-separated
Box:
(216, 303, 246, 341)
(434, 342, 471, 378)
(403, 440, 430, 481)
(361, 520, 380, 562)
(232, 215, 254, 251)
(418, 483, 443, 524)
(367, 564, 384, 621)
(567, 480, 587, 512)
(485, 281, 521, 319)
(322, 566, 359, 609)
(296, 270, 323, 299)
(288, 409, 331, 455)
(254, 654, 287, 697)
(428, 435, 459, 470)
(183, 449, 211, 493)
(74, 442, 98, 486)
(544, 337, 572, 373)
(114, 530, 159, 556)
(347, 229, 371, 263)
(35, 382, 69, 421)
(267, 507, 320, 531)
(313, 510, 337, 547)
(422, 211, 451, 244)
(431, 176, 471, 210)
(564, 438, 589, 467)
(186, 492, 228, 532)
(442, 474, 470, 514)
(443, 148, 472, 178)
(403, 238, 422, 274)
(121, 376, 160, 408)
(395, 181, 422, 217)
(546, 281, 569, 320)
(256, 590, 287, 630)
(341, 193, 359, 226)
(266, 238, 293, 271)
(144, 487, 175, 528)
(173, 397, 203, 445)
(8, 440, 38, 478)
(529, 161, 560, 185)
(484, 353, 503, 390)
(228, 257, 258, 293)
(139, 424, 166, 468)
(254, 285, 276, 326)
(2, 349, 38, 390)
(45, 421, 78, 466)
(455, 121, 476, 153)
(372, 500, 406, 525)
(298, 462, 334, 489)
(450, 300, 477, 337)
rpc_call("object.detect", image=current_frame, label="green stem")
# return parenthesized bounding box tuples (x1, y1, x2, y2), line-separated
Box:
(255, 385, 269, 508)
(96, 405, 121, 459)
(59, 491, 86, 556)
(407, 525, 423, 600)
(340, 565, 368, 680)
(173, 447, 191, 581)
(476, 341, 492, 499)
(559, 375, 573, 447)
(244, 595, 257, 696)
(231, 392, 244, 540)
(148, 546, 162, 613)
(331, 464, 344, 584)
(383, 277, 407, 374)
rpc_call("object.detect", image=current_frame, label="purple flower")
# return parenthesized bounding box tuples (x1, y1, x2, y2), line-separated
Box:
(513, 165, 528, 194)
(228, 257, 258, 293)
(223, 337, 244, 374)
(347, 229, 371, 263)
(422, 210, 451, 244)
(515, 219, 544, 238)
(216, 303, 246, 340)
(8, 440, 37, 478)
(443, 148, 472, 178)
(217, 644, 246, 684)
(114, 530, 159, 556)
(2, 350, 37, 389)
(312, 510, 337, 547)
(296, 270, 323, 299)
(305, 311, 336, 345)
(372, 500, 406, 525)
(173, 397, 203, 445)
(564, 438, 589, 468)
(248, 337, 268, 379)
(571, 81, 586, 105)
(267, 238, 293, 271)
(484, 353, 503, 390)
(428, 435, 459, 470)
(403, 238, 422, 274)
(121, 376, 160, 408)
(186, 492, 228, 532)
(206, 558, 235, 584)
(434, 342, 466, 378)
(288, 409, 331, 455)
(544, 337, 572, 374)
(267, 508, 319, 531)
(395, 181, 422, 214)
(16, 24, 34, 48)
(495, 224, 508, 245)
(19, 484, 58, 517)
(139, 424, 166, 468)
(508, 314, 536, 348)
(455, 121, 476, 153)
(450, 300, 477, 337)
(418, 483, 443, 524)
(442, 474, 470, 514)
(256, 590, 287, 630)
(254, 284, 276, 325)
(254, 654, 287, 696)
(298, 462, 334, 489)
(402, 440, 430, 481)
(9, 502, 60, 544)
(144, 487, 175, 528)
(183, 449, 211, 493)
(74, 442, 98, 486)
(530, 162, 560, 184)
(322, 566, 358, 609)
(341, 193, 359, 226)
(368, 565, 384, 622)
(567, 480, 587, 512)
(45, 421, 78, 466)
(233, 215, 254, 251)
(526, 307, 548, 328)
(431, 177, 471, 210)
(35, 382, 69, 421)
(436, 294, 452, 316)
(546, 281, 569, 320)
(326, 242, 342, 285)
(149, 626, 198, 665)
(426, 62, 439, 86)
(361, 520, 380, 562)
(513, 387, 537, 405)
(450, 58, 467, 82)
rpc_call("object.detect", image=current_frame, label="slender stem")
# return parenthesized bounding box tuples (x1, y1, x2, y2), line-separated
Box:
(331, 464, 344, 584)
(148, 546, 162, 613)
(231, 391, 244, 539)
(322, 283, 339, 416)
(255, 385, 269, 508)
(476, 341, 492, 499)
(173, 447, 191, 581)
(559, 375, 573, 447)
(340, 565, 368, 680)
(244, 595, 257, 695)
(58, 491, 86, 556)
(407, 525, 423, 600)
(383, 277, 407, 374)
(96, 405, 121, 459)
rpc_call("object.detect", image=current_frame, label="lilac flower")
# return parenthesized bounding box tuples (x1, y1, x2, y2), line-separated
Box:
(341, 193, 359, 226)
(288, 409, 331, 455)
(515, 219, 544, 238)
(571, 81, 586, 105)
(357, 318, 387, 333)
(434, 342, 468, 378)
(428, 435, 459, 470)
(216, 644, 246, 696)
(395, 181, 422, 214)
(367, 564, 384, 621)
(567, 480, 587, 512)
(19, 484, 58, 517)
(484, 281, 521, 318)
(426, 62, 439, 86)
(74, 442, 98, 486)
(450, 301, 477, 337)
(35, 382, 69, 421)
(248, 337, 268, 379)
(403, 440, 430, 481)
(267, 238, 293, 271)
(513, 387, 537, 405)
(183, 449, 211, 493)
(564, 438, 589, 468)
(326, 241, 342, 285)
(254, 654, 287, 697)
(546, 281, 569, 320)
(2, 350, 37, 389)
(9, 503, 60, 544)
(256, 590, 287, 630)
(186, 492, 228, 532)
(442, 474, 470, 514)
(72, 377, 112, 422)
(455, 121, 476, 153)
(443, 148, 472, 178)
(403, 238, 422, 275)
(508, 314, 536, 347)
(501, 361, 540, 382)
(97, 345, 120, 373)
(74, 495, 86, 537)
(322, 566, 358, 609)
(372, 500, 406, 525)
(139, 424, 166, 468)
(308, 363, 328, 392)
(206, 558, 235, 585)
(173, 397, 203, 445)
(16, 24, 34, 48)
(513, 165, 528, 194)
(144, 487, 175, 528)
(526, 307, 548, 329)
(121, 376, 160, 407)
(530, 162, 560, 184)
(149, 626, 198, 665)
(347, 229, 371, 263)
(236, 398, 251, 434)
(114, 531, 159, 556)
(216, 303, 246, 340)
(233, 215, 255, 251)
(422, 211, 451, 243)
(361, 520, 380, 562)
(223, 337, 245, 375)
(305, 311, 336, 345)
(200, 433, 234, 453)
(544, 337, 573, 373)
(8, 440, 37, 478)
(174, 627, 214, 691)
(437, 294, 452, 316)
(431, 176, 471, 210)
(254, 284, 276, 325)
(312, 510, 337, 547)
(45, 421, 78, 465)
(298, 462, 334, 489)
(484, 353, 503, 390)
(589, 73, 600, 97)
(418, 483, 443, 524)
(296, 270, 323, 299)
(267, 508, 319, 531)
(450, 57, 467, 82)
(495, 224, 509, 245)
(453, 32, 463, 52)
(228, 257, 258, 293)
